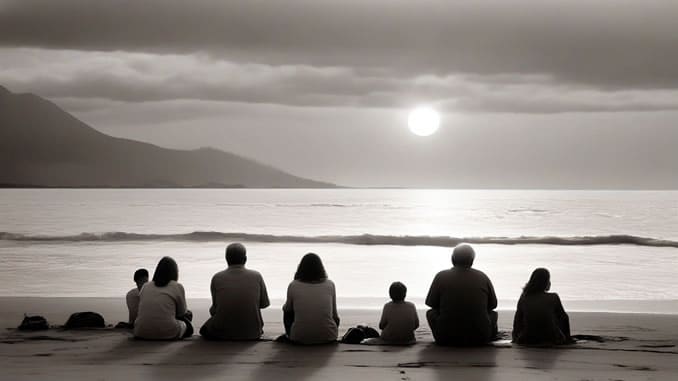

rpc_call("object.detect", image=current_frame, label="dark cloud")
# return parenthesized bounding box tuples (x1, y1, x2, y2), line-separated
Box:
(3, 49, 678, 114)
(1, 0, 678, 90)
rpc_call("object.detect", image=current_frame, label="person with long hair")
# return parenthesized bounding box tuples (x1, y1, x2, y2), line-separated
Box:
(134, 256, 193, 340)
(281, 253, 340, 344)
(512, 268, 572, 345)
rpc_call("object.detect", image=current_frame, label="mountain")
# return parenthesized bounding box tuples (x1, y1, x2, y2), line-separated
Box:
(0, 86, 334, 188)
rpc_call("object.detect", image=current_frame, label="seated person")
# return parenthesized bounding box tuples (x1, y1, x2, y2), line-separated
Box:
(200, 243, 270, 340)
(512, 268, 572, 345)
(134, 257, 193, 340)
(363, 281, 419, 345)
(125, 268, 149, 326)
(282, 253, 340, 344)
(425, 244, 498, 346)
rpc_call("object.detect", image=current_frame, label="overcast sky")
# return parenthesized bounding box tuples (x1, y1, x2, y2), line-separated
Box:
(1, 0, 677, 187)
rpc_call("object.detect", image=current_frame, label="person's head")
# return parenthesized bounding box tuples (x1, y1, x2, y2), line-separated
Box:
(523, 268, 551, 296)
(452, 243, 475, 268)
(225, 243, 247, 266)
(294, 253, 327, 283)
(133, 268, 149, 290)
(389, 281, 407, 302)
(152, 256, 179, 287)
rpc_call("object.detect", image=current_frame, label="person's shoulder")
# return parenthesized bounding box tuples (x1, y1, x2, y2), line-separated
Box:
(126, 288, 139, 298)
(243, 268, 264, 278)
(404, 301, 416, 309)
(168, 280, 185, 291)
(470, 268, 493, 280)
(546, 292, 562, 301)
(213, 269, 228, 277)
(433, 269, 451, 279)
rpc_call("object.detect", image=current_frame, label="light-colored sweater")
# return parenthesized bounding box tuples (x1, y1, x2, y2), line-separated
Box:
(134, 280, 187, 340)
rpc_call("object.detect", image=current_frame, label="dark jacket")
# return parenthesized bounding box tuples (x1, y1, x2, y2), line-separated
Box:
(512, 292, 570, 345)
(425, 267, 497, 344)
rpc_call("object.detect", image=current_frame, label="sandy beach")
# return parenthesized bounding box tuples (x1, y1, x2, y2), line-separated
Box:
(1, 297, 677, 380)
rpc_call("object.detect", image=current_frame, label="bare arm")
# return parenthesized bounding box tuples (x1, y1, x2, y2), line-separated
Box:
(378, 305, 388, 330)
(282, 282, 293, 313)
(175, 283, 188, 318)
(331, 281, 340, 327)
(209, 277, 216, 316)
(487, 276, 498, 311)
(259, 274, 270, 309)
(425, 273, 441, 309)
(413, 303, 420, 329)
(512, 297, 524, 342)
(126, 292, 138, 324)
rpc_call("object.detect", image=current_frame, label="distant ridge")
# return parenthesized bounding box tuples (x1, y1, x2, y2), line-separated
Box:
(0, 85, 335, 188)
(2, 231, 677, 248)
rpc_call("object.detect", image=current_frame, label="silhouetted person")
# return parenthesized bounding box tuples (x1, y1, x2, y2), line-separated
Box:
(134, 256, 193, 340)
(200, 243, 270, 340)
(512, 268, 572, 345)
(425, 244, 498, 345)
(364, 281, 419, 345)
(282, 253, 340, 344)
(126, 268, 149, 326)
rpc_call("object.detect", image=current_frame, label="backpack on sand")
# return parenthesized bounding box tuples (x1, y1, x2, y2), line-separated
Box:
(18, 315, 49, 331)
(64, 312, 106, 329)
(341, 325, 380, 344)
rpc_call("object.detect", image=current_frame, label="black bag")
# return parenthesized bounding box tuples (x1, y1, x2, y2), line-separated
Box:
(341, 325, 380, 344)
(18, 315, 49, 331)
(64, 312, 105, 329)
(361, 325, 380, 339)
(341, 327, 366, 344)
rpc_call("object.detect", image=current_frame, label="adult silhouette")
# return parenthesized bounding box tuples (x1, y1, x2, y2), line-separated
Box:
(200, 243, 270, 340)
(512, 268, 572, 345)
(425, 244, 498, 345)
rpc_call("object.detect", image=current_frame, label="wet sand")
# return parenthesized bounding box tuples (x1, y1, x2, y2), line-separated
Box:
(1, 297, 677, 380)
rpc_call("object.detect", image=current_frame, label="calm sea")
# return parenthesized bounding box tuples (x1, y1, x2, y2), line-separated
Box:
(1, 189, 677, 312)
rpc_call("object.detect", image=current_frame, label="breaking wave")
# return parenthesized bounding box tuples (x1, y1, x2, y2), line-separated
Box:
(1, 232, 677, 248)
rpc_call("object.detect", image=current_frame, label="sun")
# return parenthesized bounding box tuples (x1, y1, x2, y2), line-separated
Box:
(408, 106, 440, 137)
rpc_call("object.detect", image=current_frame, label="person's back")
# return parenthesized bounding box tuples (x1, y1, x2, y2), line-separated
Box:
(202, 266, 269, 340)
(512, 268, 571, 345)
(134, 280, 187, 339)
(425, 244, 497, 346)
(380, 301, 419, 343)
(378, 281, 419, 344)
(285, 279, 338, 344)
(426, 267, 497, 344)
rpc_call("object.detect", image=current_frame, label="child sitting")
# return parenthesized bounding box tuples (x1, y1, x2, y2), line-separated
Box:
(364, 281, 419, 345)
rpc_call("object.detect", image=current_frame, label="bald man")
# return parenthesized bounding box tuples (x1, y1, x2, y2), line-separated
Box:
(425, 244, 498, 345)
(200, 243, 270, 340)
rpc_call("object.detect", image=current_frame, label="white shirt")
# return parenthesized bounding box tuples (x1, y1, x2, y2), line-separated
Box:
(283, 279, 339, 344)
(126, 287, 140, 324)
(379, 301, 419, 343)
(134, 280, 187, 339)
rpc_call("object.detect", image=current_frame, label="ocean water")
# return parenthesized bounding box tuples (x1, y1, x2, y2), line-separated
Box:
(1, 189, 677, 312)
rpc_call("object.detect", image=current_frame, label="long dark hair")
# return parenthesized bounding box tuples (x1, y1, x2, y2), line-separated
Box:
(522, 268, 550, 296)
(152, 256, 179, 287)
(294, 253, 327, 283)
